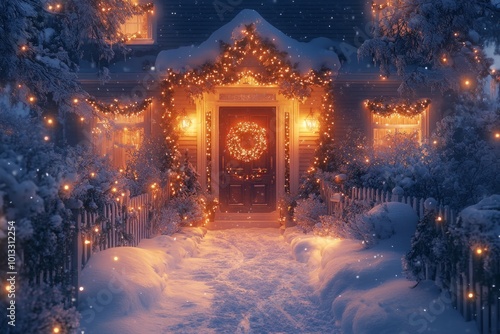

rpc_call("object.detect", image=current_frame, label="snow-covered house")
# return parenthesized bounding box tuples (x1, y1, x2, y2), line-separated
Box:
(80, 6, 445, 222)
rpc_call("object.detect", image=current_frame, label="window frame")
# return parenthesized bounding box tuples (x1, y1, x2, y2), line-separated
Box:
(121, 2, 155, 45)
(371, 107, 429, 149)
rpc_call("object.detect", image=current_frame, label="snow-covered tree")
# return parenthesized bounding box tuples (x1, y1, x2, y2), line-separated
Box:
(0, 0, 139, 113)
(360, 0, 500, 94)
(430, 98, 500, 208)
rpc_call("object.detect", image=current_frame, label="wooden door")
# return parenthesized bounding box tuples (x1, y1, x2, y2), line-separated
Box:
(219, 107, 276, 213)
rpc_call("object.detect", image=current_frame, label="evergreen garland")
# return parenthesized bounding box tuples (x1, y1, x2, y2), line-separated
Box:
(159, 24, 335, 197)
(365, 97, 431, 117)
(87, 97, 153, 116)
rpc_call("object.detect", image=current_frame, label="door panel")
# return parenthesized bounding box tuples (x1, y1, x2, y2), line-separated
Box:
(219, 107, 276, 213)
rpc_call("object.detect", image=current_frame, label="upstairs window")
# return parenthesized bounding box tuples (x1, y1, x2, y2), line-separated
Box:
(121, 2, 154, 44)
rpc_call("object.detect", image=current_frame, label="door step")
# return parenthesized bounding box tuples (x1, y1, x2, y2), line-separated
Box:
(207, 211, 280, 230)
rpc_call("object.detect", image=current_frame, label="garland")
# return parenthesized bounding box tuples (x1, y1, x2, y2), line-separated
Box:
(365, 97, 431, 117)
(87, 97, 152, 116)
(226, 122, 268, 162)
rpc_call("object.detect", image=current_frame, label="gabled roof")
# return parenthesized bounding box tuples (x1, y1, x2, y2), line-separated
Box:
(155, 9, 341, 76)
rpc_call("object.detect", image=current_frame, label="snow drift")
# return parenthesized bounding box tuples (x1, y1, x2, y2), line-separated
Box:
(285, 202, 478, 334)
(78, 228, 206, 333)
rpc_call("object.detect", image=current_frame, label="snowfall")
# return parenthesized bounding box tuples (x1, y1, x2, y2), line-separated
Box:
(78, 202, 478, 334)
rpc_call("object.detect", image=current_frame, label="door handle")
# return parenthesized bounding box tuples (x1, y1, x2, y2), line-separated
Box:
(270, 156, 273, 169)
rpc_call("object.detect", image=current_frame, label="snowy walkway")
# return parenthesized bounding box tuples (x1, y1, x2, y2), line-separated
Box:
(152, 228, 338, 333)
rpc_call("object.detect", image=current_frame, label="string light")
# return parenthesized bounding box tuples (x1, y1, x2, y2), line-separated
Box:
(206, 110, 212, 193)
(158, 24, 335, 196)
(284, 112, 291, 193)
(226, 121, 268, 162)
(364, 98, 431, 117)
(87, 97, 152, 116)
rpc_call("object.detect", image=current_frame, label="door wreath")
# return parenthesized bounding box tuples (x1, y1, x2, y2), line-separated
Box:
(226, 121, 267, 162)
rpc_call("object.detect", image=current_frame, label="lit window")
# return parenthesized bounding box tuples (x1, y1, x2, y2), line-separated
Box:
(121, 2, 154, 44)
(372, 111, 428, 148)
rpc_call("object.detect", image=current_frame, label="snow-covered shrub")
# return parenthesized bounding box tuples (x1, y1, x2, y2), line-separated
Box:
(125, 136, 173, 196)
(403, 212, 452, 282)
(448, 195, 500, 283)
(168, 195, 204, 227)
(362, 100, 500, 211)
(294, 194, 327, 232)
(299, 128, 368, 198)
(316, 200, 375, 246)
(362, 132, 438, 199)
(1, 283, 80, 334)
(151, 206, 181, 235)
(277, 192, 297, 227)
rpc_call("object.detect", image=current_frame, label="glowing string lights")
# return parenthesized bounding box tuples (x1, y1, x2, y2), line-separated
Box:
(87, 97, 152, 116)
(226, 122, 268, 162)
(365, 98, 431, 118)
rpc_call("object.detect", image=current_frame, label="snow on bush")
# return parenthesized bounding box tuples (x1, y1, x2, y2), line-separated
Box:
(78, 228, 206, 333)
(284, 202, 477, 334)
(151, 205, 181, 235)
(405, 195, 500, 284)
(293, 194, 327, 232)
(317, 202, 418, 250)
(449, 195, 500, 281)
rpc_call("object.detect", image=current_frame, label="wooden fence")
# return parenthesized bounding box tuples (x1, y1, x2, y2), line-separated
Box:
(319, 180, 499, 334)
(69, 187, 170, 305)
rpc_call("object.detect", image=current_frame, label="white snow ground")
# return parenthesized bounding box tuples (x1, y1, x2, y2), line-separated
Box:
(78, 203, 479, 334)
(79, 228, 337, 334)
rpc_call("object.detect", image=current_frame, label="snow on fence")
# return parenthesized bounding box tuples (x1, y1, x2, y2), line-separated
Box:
(319, 180, 499, 334)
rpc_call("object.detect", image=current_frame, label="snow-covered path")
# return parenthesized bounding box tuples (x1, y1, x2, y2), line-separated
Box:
(153, 228, 338, 333)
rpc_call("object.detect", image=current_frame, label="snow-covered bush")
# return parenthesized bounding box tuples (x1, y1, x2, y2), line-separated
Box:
(361, 99, 500, 211)
(0, 94, 130, 326)
(448, 195, 500, 283)
(168, 196, 204, 227)
(1, 284, 80, 334)
(361, 132, 438, 199)
(403, 212, 449, 282)
(125, 136, 173, 196)
(294, 194, 327, 232)
(151, 206, 181, 235)
(316, 201, 374, 245)
(299, 129, 368, 198)
(277, 192, 297, 227)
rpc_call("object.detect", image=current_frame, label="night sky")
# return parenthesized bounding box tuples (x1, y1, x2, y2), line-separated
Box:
(157, 0, 372, 49)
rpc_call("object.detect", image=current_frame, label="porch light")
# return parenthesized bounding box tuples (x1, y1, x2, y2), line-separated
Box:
(304, 108, 318, 131)
(181, 116, 192, 130)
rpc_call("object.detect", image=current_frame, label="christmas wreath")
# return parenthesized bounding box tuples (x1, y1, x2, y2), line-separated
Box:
(226, 121, 267, 162)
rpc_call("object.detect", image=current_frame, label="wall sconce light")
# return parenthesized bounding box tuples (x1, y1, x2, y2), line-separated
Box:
(180, 115, 192, 131)
(304, 108, 318, 131)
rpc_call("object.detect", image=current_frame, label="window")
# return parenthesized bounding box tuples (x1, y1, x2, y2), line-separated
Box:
(93, 114, 144, 169)
(121, 2, 154, 44)
(366, 98, 430, 149)
(372, 111, 429, 148)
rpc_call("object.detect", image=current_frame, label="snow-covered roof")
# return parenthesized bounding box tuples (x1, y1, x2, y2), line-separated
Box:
(155, 9, 341, 76)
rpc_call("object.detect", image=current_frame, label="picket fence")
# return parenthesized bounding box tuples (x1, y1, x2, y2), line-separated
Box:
(67, 187, 170, 305)
(319, 180, 499, 334)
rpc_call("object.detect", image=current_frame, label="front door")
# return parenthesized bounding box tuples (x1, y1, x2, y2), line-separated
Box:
(219, 107, 276, 213)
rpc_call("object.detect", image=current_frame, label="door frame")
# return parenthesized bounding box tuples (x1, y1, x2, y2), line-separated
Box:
(196, 85, 300, 208)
